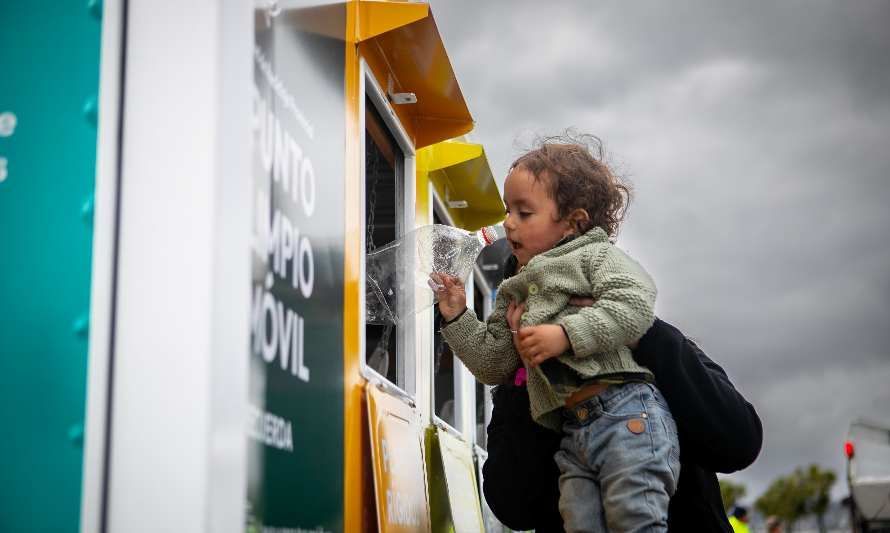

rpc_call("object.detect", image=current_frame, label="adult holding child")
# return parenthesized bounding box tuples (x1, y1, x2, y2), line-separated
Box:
(434, 135, 762, 532)
(435, 136, 677, 531)
(494, 137, 761, 532)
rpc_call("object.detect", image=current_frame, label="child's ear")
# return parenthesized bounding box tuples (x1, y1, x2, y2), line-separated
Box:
(566, 208, 590, 233)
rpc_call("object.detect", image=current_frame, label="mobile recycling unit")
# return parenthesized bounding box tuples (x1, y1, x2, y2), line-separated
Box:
(846, 420, 890, 532)
(0, 1, 510, 531)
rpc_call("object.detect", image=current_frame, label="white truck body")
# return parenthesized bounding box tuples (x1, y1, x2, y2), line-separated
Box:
(847, 420, 890, 530)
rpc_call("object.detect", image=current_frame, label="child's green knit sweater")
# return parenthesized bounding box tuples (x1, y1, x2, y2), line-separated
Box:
(441, 227, 657, 430)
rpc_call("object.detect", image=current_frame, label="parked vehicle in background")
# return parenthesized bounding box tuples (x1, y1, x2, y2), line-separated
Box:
(846, 420, 890, 532)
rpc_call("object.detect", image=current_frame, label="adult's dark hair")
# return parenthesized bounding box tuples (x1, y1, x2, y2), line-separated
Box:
(511, 133, 632, 238)
(732, 505, 749, 519)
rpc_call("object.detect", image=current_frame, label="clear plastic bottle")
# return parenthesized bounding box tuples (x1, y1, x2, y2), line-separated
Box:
(366, 223, 505, 324)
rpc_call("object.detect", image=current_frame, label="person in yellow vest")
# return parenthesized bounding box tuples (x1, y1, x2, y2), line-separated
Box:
(728, 506, 750, 533)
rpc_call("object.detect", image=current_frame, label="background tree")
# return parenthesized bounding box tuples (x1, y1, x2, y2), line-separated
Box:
(803, 464, 836, 533)
(756, 464, 837, 532)
(719, 478, 747, 512)
(756, 469, 809, 530)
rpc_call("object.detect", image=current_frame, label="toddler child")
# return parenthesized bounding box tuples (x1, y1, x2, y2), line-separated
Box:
(433, 137, 680, 532)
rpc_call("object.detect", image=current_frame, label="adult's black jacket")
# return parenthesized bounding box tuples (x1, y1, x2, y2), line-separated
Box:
(482, 318, 763, 532)
(634, 319, 763, 532)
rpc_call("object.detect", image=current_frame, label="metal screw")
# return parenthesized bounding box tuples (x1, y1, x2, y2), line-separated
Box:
(81, 195, 94, 223)
(0, 112, 16, 137)
(87, 0, 103, 20)
(83, 96, 98, 127)
(73, 315, 90, 337)
(264, 0, 281, 26)
(68, 423, 84, 447)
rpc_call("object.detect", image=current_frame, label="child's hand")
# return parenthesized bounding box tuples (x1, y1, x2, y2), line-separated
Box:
(430, 273, 466, 322)
(517, 325, 570, 367)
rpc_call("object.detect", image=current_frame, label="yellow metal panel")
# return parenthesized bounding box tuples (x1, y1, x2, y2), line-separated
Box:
(423, 426, 452, 532)
(356, 0, 429, 41)
(417, 140, 483, 172)
(281, 0, 427, 43)
(343, 2, 371, 530)
(413, 115, 475, 149)
(357, 2, 474, 149)
(437, 428, 485, 533)
(419, 140, 505, 231)
(416, 170, 431, 225)
(367, 385, 432, 532)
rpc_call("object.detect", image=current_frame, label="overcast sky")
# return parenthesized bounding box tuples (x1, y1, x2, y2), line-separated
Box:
(434, 0, 890, 503)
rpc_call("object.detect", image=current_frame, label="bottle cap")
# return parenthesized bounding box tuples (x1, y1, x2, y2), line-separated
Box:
(480, 224, 505, 246)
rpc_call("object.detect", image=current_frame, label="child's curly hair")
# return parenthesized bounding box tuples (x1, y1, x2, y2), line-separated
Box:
(511, 133, 632, 238)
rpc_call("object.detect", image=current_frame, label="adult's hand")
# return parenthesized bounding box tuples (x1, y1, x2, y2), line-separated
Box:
(506, 301, 533, 367)
(506, 300, 524, 334)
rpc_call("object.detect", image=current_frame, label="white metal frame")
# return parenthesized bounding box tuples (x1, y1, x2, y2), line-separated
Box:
(429, 191, 480, 441)
(427, 190, 499, 448)
(100, 1, 251, 531)
(80, 0, 124, 530)
(358, 59, 418, 404)
(471, 262, 495, 448)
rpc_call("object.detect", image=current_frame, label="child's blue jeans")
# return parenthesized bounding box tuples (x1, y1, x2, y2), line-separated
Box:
(555, 382, 680, 532)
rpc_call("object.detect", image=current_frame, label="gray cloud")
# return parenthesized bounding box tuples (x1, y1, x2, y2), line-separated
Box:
(435, 0, 890, 501)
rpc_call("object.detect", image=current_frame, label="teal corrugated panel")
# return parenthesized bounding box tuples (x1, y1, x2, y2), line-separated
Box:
(0, 1, 102, 531)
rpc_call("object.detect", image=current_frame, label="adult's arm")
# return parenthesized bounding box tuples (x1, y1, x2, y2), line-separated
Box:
(557, 245, 657, 357)
(632, 318, 763, 473)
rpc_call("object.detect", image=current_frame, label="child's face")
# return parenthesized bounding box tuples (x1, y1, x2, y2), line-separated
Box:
(502, 166, 574, 267)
